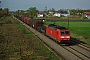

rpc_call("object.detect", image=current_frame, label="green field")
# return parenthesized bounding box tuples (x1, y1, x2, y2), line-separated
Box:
(45, 22, 90, 45)
(0, 16, 60, 60)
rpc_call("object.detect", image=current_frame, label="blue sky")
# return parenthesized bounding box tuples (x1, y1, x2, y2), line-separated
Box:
(0, 0, 90, 11)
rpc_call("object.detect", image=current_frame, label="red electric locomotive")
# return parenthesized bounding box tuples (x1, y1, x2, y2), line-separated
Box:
(46, 24, 70, 43)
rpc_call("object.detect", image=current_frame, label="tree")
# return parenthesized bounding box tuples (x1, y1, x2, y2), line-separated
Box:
(0, 8, 9, 17)
(51, 8, 55, 12)
(3, 8, 9, 15)
(0, 9, 3, 17)
(48, 8, 55, 16)
(28, 7, 38, 18)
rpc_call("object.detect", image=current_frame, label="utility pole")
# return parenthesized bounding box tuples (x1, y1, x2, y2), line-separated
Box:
(68, 16, 69, 29)
(45, 6, 47, 12)
(44, 6, 47, 19)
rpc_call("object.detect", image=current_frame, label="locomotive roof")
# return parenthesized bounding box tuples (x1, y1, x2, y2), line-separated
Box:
(48, 24, 68, 30)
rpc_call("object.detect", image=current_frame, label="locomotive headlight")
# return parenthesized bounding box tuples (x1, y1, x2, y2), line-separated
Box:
(61, 36, 70, 38)
(61, 36, 64, 38)
(66, 36, 70, 38)
(33, 25, 34, 27)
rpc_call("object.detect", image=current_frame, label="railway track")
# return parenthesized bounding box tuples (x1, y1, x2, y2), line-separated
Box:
(52, 39, 90, 60)
(14, 16, 90, 60)
(62, 45, 90, 60)
(67, 39, 90, 60)
(71, 39, 90, 52)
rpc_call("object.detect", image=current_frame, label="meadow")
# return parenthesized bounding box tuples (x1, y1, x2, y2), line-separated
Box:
(0, 16, 60, 60)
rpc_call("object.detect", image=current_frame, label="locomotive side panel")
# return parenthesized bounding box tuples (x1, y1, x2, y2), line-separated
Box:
(52, 29, 58, 40)
(46, 27, 61, 42)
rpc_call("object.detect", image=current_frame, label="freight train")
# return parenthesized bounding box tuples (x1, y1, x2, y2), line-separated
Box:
(14, 15, 70, 43)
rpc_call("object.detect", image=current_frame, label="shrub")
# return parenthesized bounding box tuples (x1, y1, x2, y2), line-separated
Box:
(5, 20, 12, 24)
(0, 32, 5, 43)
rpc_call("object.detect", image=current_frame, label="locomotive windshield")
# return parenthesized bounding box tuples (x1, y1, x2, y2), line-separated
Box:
(61, 31, 69, 35)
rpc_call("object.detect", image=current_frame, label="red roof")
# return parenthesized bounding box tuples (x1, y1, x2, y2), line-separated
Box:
(37, 12, 44, 14)
(86, 12, 90, 15)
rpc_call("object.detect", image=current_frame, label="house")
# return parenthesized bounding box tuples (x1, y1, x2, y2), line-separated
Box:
(60, 14, 70, 17)
(84, 12, 90, 19)
(53, 12, 61, 17)
(53, 10, 70, 17)
(60, 10, 70, 17)
(37, 12, 45, 17)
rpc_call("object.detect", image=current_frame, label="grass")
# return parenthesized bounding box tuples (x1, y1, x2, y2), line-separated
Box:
(69, 22, 90, 38)
(0, 16, 60, 60)
(45, 22, 90, 46)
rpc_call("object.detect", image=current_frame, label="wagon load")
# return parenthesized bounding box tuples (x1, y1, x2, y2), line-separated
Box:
(24, 17, 27, 23)
(30, 19, 44, 29)
(27, 18, 32, 25)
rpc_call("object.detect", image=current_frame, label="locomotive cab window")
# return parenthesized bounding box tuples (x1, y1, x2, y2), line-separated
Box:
(61, 31, 69, 35)
(65, 31, 69, 34)
(61, 32, 64, 35)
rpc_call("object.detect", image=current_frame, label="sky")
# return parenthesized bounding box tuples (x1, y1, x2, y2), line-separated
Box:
(0, 0, 90, 11)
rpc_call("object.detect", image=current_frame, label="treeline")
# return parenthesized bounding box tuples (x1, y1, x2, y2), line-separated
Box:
(70, 9, 90, 15)
(0, 8, 9, 17)
(14, 7, 39, 18)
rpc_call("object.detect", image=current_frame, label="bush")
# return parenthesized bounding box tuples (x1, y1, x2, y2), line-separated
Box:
(5, 20, 12, 24)
(0, 32, 5, 43)
(83, 16, 88, 19)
